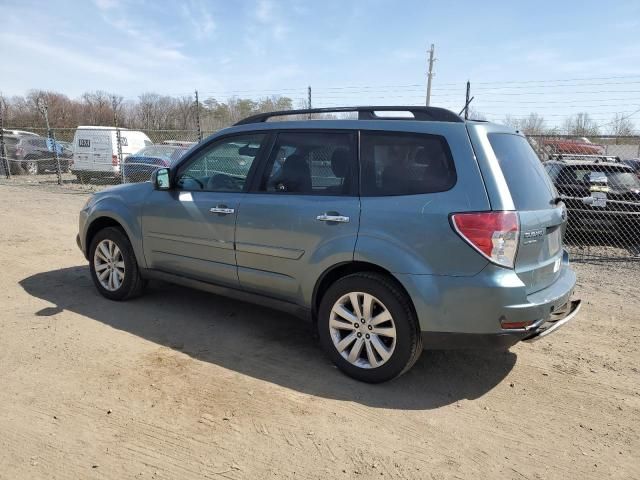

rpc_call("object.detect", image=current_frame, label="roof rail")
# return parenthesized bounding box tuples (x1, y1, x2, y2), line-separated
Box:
(233, 106, 463, 125)
(549, 153, 620, 163)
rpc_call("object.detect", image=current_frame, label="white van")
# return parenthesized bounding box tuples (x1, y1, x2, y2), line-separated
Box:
(71, 126, 152, 181)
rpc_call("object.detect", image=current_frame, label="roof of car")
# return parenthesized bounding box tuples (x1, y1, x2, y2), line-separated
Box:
(2, 129, 39, 136)
(234, 106, 465, 125)
(546, 160, 633, 169)
(76, 126, 131, 130)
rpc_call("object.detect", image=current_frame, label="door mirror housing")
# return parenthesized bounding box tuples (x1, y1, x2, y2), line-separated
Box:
(153, 168, 171, 190)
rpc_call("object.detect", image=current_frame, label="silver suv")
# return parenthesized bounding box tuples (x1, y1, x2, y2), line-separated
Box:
(77, 106, 581, 383)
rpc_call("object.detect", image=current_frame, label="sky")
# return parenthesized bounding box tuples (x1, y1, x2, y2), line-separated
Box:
(2, 0, 640, 128)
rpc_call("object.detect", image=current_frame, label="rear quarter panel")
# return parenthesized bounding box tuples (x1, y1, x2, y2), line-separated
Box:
(355, 121, 491, 276)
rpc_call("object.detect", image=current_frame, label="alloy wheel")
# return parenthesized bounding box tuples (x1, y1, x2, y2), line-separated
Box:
(329, 292, 397, 369)
(93, 239, 125, 291)
(25, 161, 38, 175)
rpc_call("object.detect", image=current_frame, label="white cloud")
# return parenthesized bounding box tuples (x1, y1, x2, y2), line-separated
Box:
(181, 1, 216, 40)
(0, 32, 135, 81)
(252, 0, 288, 41)
(93, 0, 119, 11)
(255, 0, 274, 23)
(97, 10, 190, 64)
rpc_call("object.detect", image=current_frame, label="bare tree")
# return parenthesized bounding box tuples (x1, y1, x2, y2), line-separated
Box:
(609, 113, 635, 137)
(518, 113, 547, 135)
(174, 96, 194, 129)
(3, 90, 296, 131)
(563, 112, 599, 137)
(466, 107, 486, 121)
(502, 113, 547, 135)
(82, 91, 113, 125)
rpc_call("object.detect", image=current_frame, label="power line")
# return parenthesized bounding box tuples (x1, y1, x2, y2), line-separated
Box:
(594, 106, 640, 129)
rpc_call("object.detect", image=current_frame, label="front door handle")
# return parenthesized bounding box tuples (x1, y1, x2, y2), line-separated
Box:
(210, 205, 235, 215)
(316, 213, 350, 223)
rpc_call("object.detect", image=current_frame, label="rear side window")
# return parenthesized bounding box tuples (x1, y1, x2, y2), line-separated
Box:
(259, 132, 357, 195)
(360, 132, 456, 196)
(488, 133, 556, 210)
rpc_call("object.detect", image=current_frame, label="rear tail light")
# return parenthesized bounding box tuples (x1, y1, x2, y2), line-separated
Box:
(451, 211, 519, 268)
(112, 155, 119, 166)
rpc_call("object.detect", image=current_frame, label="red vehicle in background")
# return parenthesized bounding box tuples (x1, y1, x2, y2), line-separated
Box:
(542, 137, 605, 155)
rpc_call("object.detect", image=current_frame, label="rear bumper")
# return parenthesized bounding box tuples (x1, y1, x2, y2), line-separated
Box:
(522, 299, 581, 342)
(397, 249, 580, 349)
(421, 299, 581, 349)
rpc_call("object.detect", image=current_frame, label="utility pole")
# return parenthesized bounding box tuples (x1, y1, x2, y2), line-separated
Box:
(464, 81, 471, 120)
(426, 44, 436, 106)
(111, 95, 124, 184)
(307, 86, 312, 119)
(37, 97, 62, 185)
(194, 89, 202, 143)
(0, 96, 9, 179)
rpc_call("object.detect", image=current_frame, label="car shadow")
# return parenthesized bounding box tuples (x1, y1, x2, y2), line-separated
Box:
(20, 266, 516, 410)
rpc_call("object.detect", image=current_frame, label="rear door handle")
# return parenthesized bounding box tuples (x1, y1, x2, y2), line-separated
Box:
(210, 205, 235, 215)
(316, 214, 350, 223)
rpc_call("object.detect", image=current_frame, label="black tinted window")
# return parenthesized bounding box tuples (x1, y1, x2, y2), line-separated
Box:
(488, 133, 556, 210)
(561, 165, 640, 190)
(260, 132, 356, 195)
(360, 132, 456, 196)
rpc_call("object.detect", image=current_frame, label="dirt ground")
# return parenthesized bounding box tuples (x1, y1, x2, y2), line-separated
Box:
(0, 183, 638, 480)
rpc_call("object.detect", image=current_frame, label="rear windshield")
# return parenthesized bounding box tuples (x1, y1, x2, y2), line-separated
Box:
(558, 165, 640, 191)
(488, 133, 556, 210)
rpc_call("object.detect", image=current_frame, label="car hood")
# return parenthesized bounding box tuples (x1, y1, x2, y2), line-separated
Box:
(95, 180, 154, 197)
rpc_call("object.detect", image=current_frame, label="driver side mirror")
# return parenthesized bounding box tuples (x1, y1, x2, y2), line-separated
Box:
(153, 168, 171, 190)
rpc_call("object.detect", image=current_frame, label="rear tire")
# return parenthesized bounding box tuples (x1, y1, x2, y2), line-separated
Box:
(22, 159, 38, 175)
(318, 272, 423, 383)
(89, 227, 146, 301)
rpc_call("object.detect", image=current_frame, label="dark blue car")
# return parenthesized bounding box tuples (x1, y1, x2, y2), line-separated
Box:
(122, 145, 190, 183)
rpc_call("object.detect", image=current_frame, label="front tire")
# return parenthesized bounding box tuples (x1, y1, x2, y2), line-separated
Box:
(318, 272, 422, 383)
(89, 227, 146, 301)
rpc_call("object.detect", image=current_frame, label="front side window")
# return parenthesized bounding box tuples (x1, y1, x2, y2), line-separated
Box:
(176, 134, 265, 192)
(360, 132, 456, 196)
(259, 132, 356, 195)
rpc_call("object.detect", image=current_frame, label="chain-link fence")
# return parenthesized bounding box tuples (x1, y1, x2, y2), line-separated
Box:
(2, 126, 640, 262)
(0, 127, 214, 190)
(528, 135, 640, 261)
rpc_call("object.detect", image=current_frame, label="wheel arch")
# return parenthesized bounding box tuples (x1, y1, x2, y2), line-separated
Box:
(312, 261, 417, 322)
(85, 216, 127, 254)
